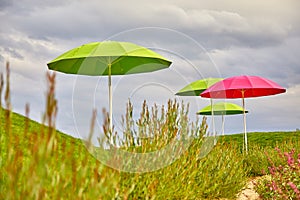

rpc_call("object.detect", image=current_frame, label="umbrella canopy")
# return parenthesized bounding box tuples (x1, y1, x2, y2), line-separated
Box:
(197, 102, 248, 115)
(200, 75, 286, 99)
(175, 78, 223, 96)
(200, 75, 286, 153)
(197, 102, 248, 136)
(47, 41, 172, 131)
(47, 41, 171, 75)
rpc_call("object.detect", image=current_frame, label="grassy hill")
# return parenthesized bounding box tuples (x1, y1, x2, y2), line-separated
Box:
(0, 106, 81, 144)
(222, 131, 300, 148)
(1, 105, 299, 199)
(0, 107, 113, 199)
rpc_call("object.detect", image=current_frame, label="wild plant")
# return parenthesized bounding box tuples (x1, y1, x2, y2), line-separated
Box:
(255, 147, 300, 199)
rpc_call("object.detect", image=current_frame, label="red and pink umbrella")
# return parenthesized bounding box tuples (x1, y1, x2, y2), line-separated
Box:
(200, 75, 286, 153)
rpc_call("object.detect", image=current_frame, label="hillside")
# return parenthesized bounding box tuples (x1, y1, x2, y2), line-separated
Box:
(1, 106, 116, 199)
(0, 106, 81, 144)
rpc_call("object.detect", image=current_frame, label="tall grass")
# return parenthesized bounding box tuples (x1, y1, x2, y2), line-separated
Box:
(1, 62, 299, 199)
(1, 65, 119, 199)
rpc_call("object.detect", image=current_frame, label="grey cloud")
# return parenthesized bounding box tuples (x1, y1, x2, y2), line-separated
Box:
(246, 85, 300, 131)
(3, 47, 24, 59)
(209, 37, 300, 88)
(1, 0, 72, 14)
(28, 35, 50, 42)
(1, 0, 294, 50)
(0, 0, 11, 10)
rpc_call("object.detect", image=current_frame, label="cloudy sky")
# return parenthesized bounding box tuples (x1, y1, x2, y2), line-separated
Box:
(1, 0, 299, 140)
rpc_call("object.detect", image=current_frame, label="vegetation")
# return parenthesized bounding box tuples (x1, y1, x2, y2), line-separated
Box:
(221, 132, 300, 177)
(255, 147, 300, 199)
(1, 62, 299, 199)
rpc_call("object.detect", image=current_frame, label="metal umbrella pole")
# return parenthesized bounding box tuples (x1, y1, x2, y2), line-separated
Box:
(222, 114, 225, 136)
(108, 63, 113, 133)
(242, 90, 248, 153)
(210, 98, 217, 144)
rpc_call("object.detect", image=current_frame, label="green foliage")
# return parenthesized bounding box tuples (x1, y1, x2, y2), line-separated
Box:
(243, 141, 300, 176)
(220, 132, 300, 178)
(114, 131, 248, 199)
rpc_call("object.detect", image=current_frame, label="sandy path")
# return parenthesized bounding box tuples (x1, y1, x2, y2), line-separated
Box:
(236, 176, 266, 200)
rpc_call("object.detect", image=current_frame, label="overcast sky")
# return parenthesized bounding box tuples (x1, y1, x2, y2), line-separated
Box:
(1, 0, 299, 140)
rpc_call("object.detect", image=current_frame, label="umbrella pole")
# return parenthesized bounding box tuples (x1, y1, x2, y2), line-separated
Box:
(242, 92, 248, 154)
(210, 98, 216, 144)
(108, 63, 113, 133)
(222, 114, 225, 136)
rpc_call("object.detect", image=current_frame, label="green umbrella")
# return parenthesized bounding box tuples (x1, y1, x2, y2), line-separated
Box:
(197, 102, 248, 136)
(175, 78, 223, 96)
(47, 41, 172, 131)
(175, 78, 223, 138)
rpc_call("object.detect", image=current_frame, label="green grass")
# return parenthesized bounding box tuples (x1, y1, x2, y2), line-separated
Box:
(0, 106, 80, 143)
(221, 131, 300, 148)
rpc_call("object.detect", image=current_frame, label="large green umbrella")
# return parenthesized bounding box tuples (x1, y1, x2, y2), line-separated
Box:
(47, 41, 172, 131)
(175, 78, 223, 137)
(197, 102, 248, 136)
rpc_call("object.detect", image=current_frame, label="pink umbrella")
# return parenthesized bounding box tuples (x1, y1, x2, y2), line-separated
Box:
(200, 75, 286, 153)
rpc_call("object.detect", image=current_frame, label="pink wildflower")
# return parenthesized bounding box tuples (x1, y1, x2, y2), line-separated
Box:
(268, 166, 276, 175)
(272, 181, 278, 191)
(288, 181, 300, 194)
(275, 147, 283, 158)
(284, 151, 295, 167)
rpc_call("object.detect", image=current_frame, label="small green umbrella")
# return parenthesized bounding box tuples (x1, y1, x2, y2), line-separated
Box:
(47, 41, 172, 131)
(175, 78, 223, 96)
(197, 102, 248, 136)
(175, 78, 223, 137)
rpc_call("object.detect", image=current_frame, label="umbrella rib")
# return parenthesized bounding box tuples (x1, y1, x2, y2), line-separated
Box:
(116, 42, 129, 57)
